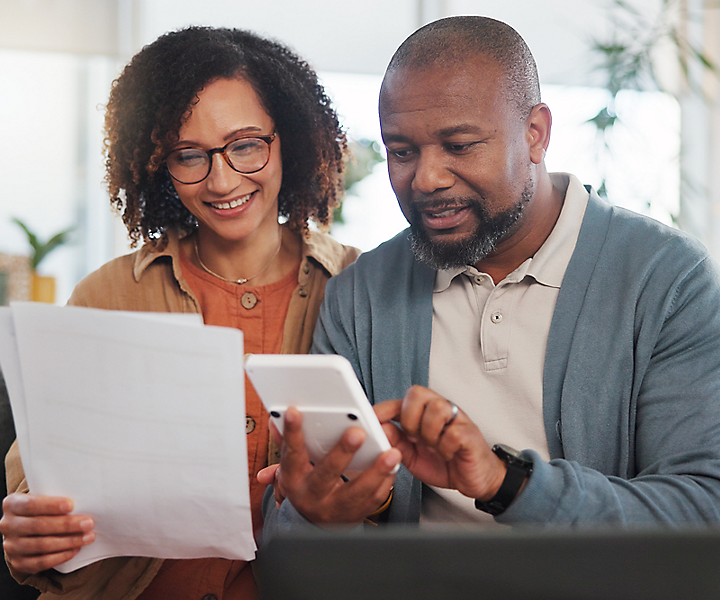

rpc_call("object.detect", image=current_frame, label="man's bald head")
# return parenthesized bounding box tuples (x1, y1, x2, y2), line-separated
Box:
(384, 16, 541, 119)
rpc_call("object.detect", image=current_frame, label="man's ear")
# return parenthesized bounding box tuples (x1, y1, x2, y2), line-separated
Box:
(526, 103, 552, 165)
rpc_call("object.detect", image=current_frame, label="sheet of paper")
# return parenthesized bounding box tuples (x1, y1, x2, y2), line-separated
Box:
(2, 302, 255, 572)
(0, 307, 34, 488)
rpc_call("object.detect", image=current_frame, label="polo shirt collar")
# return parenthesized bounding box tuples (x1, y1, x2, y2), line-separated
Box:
(434, 173, 589, 292)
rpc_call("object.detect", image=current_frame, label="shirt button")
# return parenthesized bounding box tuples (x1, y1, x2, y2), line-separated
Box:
(298, 288, 308, 298)
(241, 292, 258, 309)
(490, 312, 503, 324)
(473, 275, 485, 285)
(303, 262, 310, 274)
(246, 416, 256, 434)
(201, 595, 218, 600)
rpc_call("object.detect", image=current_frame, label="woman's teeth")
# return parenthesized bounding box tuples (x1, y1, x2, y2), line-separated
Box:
(211, 194, 252, 210)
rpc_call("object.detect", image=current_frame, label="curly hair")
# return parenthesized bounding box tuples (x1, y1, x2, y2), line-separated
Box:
(104, 26, 346, 246)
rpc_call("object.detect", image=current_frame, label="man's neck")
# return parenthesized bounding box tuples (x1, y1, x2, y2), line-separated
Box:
(474, 175, 565, 284)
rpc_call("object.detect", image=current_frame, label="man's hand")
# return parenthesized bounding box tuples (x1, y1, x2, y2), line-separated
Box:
(263, 406, 401, 526)
(0, 493, 95, 575)
(375, 385, 506, 501)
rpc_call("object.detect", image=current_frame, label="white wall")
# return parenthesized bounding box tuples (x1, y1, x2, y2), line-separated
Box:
(135, 0, 613, 84)
(0, 50, 116, 303)
(0, 0, 702, 302)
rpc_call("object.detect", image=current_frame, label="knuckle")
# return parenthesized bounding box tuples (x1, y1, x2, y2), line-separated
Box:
(23, 533, 78, 558)
(3, 537, 16, 555)
(25, 515, 72, 537)
(7, 556, 26, 572)
(405, 385, 423, 400)
(33, 535, 68, 555)
(31, 553, 65, 573)
(441, 426, 462, 445)
(22, 517, 52, 537)
(2, 493, 23, 515)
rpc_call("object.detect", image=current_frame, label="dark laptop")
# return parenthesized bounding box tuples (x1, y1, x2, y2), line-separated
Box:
(256, 525, 720, 600)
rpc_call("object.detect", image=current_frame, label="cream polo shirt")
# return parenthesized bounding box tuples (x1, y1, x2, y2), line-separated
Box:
(423, 173, 589, 524)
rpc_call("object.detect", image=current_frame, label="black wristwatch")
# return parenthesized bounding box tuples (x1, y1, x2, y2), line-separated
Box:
(474, 444, 533, 516)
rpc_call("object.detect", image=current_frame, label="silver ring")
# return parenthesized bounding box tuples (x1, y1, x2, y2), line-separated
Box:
(441, 400, 459, 433)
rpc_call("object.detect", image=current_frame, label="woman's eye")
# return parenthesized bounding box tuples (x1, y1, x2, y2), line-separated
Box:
(173, 150, 205, 166)
(229, 138, 263, 156)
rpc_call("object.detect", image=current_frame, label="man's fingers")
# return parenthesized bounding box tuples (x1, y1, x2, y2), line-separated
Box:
(373, 399, 403, 423)
(381, 421, 401, 445)
(273, 479, 286, 508)
(419, 396, 455, 444)
(399, 385, 438, 437)
(274, 406, 402, 525)
(340, 426, 366, 454)
(378, 447, 402, 474)
(305, 426, 366, 494)
(401, 386, 463, 445)
(341, 449, 401, 507)
(342, 448, 401, 494)
(280, 407, 313, 475)
(381, 421, 419, 461)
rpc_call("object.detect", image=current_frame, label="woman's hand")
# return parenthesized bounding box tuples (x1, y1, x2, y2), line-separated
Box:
(0, 493, 95, 575)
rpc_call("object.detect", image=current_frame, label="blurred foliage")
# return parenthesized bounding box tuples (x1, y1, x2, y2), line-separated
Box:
(589, 0, 717, 203)
(333, 138, 385, 225)
(591, 0, 716, 98)
(12, 217, 73, 270)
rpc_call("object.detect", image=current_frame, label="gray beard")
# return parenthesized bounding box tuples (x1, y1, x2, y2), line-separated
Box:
(408, 187, 532, 271)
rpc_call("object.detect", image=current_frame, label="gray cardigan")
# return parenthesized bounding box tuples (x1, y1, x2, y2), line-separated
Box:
(309, 190, 720, 525)
(264, 190, 720, 529)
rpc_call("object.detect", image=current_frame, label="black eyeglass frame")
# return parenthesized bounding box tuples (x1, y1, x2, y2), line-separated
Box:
(166, 132, 277, 185)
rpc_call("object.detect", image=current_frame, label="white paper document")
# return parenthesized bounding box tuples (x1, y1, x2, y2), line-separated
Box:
(0, 302, 256, 573)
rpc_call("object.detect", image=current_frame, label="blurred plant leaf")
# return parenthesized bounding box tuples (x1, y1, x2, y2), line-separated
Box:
(12, 217, 73, 270)
(334, 138, 386, 225)
(343, 138, 385, 192)
(587, 106, 618, 132)
(587, 0, 717, 211)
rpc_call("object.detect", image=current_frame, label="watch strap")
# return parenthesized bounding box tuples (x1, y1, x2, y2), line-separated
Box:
(474, 447, 532, 516)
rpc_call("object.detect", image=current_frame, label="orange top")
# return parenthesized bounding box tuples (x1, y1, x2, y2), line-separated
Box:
(136, 247, 299, 600)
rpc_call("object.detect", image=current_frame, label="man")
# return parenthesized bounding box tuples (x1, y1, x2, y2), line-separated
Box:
(261, 15, 720, 528)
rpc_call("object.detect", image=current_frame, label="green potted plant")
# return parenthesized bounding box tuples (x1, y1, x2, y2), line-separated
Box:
(12, 217, 73, 303)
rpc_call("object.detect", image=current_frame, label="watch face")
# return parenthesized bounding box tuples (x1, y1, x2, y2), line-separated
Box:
(494, 444, 522, 459)
(493, 444, 533, 469)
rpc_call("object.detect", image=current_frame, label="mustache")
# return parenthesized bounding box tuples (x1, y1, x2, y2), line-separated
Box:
(409, 196, 482, 213)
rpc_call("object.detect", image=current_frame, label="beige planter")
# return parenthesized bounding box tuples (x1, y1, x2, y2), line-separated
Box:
(32, 274, 56, 304)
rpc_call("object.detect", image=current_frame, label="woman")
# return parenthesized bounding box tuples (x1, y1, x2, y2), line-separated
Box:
(0, 26, 358, 599)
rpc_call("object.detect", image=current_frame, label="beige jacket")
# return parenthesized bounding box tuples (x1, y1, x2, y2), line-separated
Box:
(5, 228, 359, 599)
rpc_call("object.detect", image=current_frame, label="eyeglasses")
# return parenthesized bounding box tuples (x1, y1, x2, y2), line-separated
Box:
(166, 133, 276, 185)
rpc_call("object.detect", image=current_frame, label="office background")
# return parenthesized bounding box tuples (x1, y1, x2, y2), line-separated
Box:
(0, 0, 715, 302)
